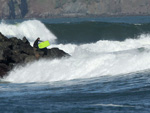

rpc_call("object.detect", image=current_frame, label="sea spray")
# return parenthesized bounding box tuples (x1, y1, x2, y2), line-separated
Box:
(2, 17, 150, 113)
(51, 33, 150, 54)
(2, 20, 150, 83)
(0, 20, 57, 43)
(5, 35, 150, 83)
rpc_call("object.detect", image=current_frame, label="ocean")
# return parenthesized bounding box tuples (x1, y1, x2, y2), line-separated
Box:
(0, 16, 150, 113)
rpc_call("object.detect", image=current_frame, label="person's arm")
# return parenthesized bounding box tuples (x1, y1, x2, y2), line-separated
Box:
(39, 40, 43, 42)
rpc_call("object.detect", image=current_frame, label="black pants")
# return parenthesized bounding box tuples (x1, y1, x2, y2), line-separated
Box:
(41, 48, 47, 55)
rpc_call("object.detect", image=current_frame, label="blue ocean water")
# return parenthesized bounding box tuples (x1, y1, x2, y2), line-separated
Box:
(1, 16, 150, 113)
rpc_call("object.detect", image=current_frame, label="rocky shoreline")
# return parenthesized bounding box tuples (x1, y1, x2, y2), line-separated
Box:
(0, 32, 70, 78)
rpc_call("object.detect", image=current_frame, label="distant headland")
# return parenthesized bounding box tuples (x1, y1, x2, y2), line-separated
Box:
(0, 0, 150, 19)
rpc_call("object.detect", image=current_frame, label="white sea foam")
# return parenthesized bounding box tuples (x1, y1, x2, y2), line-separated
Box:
(4, 34, 150, 83)
(93, 104, 135, 108)
(2, 20, 150, 83)
(0, 20, 57, 44)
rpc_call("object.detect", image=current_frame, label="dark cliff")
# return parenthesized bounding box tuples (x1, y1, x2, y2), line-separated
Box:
(0, 0, 150, 19)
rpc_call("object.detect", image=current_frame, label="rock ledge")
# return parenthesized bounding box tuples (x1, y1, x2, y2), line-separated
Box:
(0, 32, 70, 78)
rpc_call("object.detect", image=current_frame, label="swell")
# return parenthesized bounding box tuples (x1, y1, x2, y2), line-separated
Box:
(0, 20, 57, 43)
(46, 22, 150, 44)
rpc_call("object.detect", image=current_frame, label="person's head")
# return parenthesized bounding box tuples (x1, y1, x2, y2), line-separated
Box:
(37, 37, 40, 40)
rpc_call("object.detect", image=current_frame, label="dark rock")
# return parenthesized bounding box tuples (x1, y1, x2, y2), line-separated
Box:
(0, 64, 10, 78)
(24, 55, 36, 63)
(0, 32, 8, 42)
(0, 32, 70, 78)
(47, 48, 70, 59)
(0, 49, 4, 60)
(3, 49, 12, 62)
(22, 36, 30, 45)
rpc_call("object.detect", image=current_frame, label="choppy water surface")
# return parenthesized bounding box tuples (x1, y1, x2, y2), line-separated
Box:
(1, 16, 150, 113)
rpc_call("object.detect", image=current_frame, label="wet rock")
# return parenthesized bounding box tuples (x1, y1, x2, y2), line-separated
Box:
(0, 32, 8, 42)
(24, 56, 36, 63)
(0, 32, 70, 78)
(47, 48, 70, 59)
(0, 64, 10, 78)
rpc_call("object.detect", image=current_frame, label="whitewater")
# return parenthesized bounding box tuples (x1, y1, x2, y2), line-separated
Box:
(0, 20, 150, 83)
(1, 17, 150, 113)
(0, 20, 56, 43)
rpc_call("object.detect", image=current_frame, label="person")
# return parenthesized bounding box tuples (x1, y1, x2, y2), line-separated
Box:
(33, 37, 47, 58)
(33, 37, 42, 59)
(33, 37, 41, 50)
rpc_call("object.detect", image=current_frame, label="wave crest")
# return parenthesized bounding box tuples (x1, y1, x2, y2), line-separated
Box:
(0, 20, 57, 44)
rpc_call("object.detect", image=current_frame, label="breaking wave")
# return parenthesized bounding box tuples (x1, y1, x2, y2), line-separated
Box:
(0, 20, 57, 44)
(4, 33, 150, 83)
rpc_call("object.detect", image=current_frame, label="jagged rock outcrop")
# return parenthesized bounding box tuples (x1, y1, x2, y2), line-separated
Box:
(0, 32, 70, 78)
